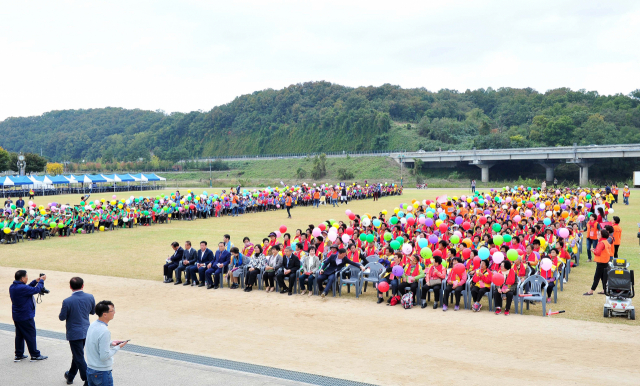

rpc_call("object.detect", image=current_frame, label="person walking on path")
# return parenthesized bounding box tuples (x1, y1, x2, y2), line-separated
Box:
(59, 277, 95, 386)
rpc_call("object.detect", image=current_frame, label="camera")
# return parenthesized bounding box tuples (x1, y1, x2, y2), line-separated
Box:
(39, 273, 50, 295)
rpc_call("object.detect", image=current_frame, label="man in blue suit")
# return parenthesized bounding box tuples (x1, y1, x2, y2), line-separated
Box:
(316, 247, 364, 298)
(59, 277, 95, 386)
(206, 242, 230, 289)
(190, 241, 214, 287)
(9, 270, 48, 362)
(163, 242, 184, 283)
(176, 241, 197, 285)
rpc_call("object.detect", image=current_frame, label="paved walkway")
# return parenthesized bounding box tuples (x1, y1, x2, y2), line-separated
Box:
(0, 331, 308, 386)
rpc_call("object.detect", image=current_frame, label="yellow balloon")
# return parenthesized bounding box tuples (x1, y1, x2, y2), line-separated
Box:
(435, 219, 443, 227)
(381, 210, 387, 215)
(453, 196, 458, 201)
(429, 203, 436, 209)
(467, 198, 472, 203)
(3, 228, 10, 234)
(333, 223, 339, 229)
(394, 208, 399, 214)
(413, 203, 419, 209)
(99, 226, 105, 231)
(101, 199, 105, 203)
(118, 204, 123, 209)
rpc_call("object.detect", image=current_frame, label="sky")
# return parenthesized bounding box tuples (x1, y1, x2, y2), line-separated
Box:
(1, 0, 639, 121)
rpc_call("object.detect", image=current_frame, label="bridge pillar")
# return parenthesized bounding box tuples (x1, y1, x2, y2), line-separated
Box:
(538, 161, 560, 181)
(471, 162, 495, 183)
(568, 159, 594, 186)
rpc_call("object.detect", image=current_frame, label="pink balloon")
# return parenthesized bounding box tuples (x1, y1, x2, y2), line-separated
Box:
(525, 209, 532, 217)
(345, 209, 352, 216)
(540, 258, 552, 271)
(112, 195, 117, 199)
(418, 217, 426, 225)
(312, 228, 322, 237)
(513, 215, 521, 223)
(492, 252, 504, 265)
(577, 215, 585, 222)
(402, 244, 413, 255)
(558, 228, 570, 238)
(275, 230, 282, 238)
(341, 234, 351, 244)
(328, 233, 338, 242)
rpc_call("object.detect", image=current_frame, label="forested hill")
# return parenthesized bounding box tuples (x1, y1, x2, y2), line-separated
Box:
(1, 82, 639, 162)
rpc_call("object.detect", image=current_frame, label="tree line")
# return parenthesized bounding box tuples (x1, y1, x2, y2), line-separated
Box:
(0, 82, 639, 163)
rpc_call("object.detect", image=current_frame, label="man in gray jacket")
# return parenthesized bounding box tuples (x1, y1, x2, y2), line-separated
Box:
(59, 277, 95, 385)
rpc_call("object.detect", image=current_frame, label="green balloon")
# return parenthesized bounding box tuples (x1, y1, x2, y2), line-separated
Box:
(389, 217, 398, 225)
(507, 249, 519, 261)
(390, 240, 400, 250)
(493, 235, 504, 246)
(426, 212, 434, 218)
(586, 194, 592, 200)
(58, 223, 64, 228)
(366, 234, 375, 243)
(396, 236, 404, 244)
(420, 248, 432, 259)
(503, 234, 512, 243)
(492, 223, 501, 232)
(384, 232, 392, 241)
(450, 235, 460, 244)
(359, 233, 366, 242)
(558, 197, 565, 204)
(49, 222, 56, 228)
(78, 229, 82, 233)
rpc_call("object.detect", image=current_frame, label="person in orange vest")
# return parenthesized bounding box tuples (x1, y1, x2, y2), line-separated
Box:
(285, 193, 292, 219)
(583, 229, 612, 296)
(623, 184, 630, 205)
(313, 190, 320, 208)
(612, 216, 622, 258)
(585, 213, 600, 262)
(611, 184, 619, 204)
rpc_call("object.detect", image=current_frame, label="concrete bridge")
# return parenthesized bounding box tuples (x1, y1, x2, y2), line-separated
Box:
(390, 144, 640, 185)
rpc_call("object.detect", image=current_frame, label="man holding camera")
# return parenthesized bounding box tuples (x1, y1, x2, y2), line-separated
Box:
(9, 270, 48, 362)
(59, 277, 95, 385)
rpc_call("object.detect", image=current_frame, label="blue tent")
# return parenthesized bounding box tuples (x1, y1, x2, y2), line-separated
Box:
(142, 173, 160, 181)
(47, 175, 71, 184)
(8, 176, 34, 185)
(0, 176, 13, 186)
(87, 174, 107, 183)
(115, 174, 136, 182)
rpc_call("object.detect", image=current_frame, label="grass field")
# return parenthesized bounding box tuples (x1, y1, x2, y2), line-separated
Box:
(1, 187, 638, 326)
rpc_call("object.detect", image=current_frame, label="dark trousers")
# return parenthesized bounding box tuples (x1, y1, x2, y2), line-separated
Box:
(471, 286, 489, 303)
(493, 291, 514, 311)
(197, 266, 208, 284)
(68, 339, 87, 382)
(614, 244, 619, 258)
(586, 238, 597, 261)
(206, 266, 224, 286)
(186, 266, 200, 283)
(14, 318, 40, 357)
(316, 273, 337, 295)
(276, 271, 296, 293)
(286, 206, 291, 217)
(263, 271, 276, 287)
(443, 284, 464, 306)
(246, 268, 260, 287)
(547, 281, 555, 298)
(163, 263, 178, 278)
(299, 274, 315, 291)
(398, 281, 418, 303)
(591, 262, 608, 291)
(421, 284, 441, 302)
(175, 264, 188, 282)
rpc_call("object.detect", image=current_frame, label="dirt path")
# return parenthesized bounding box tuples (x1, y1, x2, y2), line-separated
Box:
(2, 267, 638, 385)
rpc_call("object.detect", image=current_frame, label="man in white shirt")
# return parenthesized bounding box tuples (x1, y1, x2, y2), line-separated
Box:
(85, 301, 127, 386)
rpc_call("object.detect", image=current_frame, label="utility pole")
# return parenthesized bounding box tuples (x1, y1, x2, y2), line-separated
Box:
(400, 154, 403, 187)
(209, 158, 212, 188)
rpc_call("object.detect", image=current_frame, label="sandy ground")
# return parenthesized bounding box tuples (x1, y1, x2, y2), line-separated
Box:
(1, 267, 639, 386)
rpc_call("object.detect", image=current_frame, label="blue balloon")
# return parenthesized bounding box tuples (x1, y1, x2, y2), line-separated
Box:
(438, 212, 447, 220)
(543, 218, 551, 226)
(478, 247, 490, 260)
(418, 238, 428, 248)
(397, 211, 405, 218)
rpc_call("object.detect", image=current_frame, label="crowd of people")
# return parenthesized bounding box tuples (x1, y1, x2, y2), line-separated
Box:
(162, 184, 624, 316)
(0, 182, 403, 244)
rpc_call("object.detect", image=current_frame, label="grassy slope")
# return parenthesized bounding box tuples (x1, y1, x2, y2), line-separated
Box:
(1, 188, 638, 325)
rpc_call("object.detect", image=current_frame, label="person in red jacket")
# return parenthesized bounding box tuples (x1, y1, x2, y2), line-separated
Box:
(443, 256, 467, 311)
(493, 260, 517, 315)
(420, 255, 445, 309)
(471, 260, 492, 312)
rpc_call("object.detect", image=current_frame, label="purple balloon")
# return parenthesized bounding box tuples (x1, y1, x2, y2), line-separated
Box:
(428, 234, 439, 245)
(392, 265, 404, 277)
(586, 203, 592, 208)
(484, 210, 491, 215)
(561, 204, 567, 210)
(455, 216, 463, 225)
(425, 218, 434, 227)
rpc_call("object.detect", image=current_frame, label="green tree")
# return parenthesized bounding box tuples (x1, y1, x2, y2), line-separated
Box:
(412, 159, 423, 175)
(296, 167, 307, 179)
(311, 153, 326, 180)
(337, 168, 354, 180)
(0, 146, 10, 172)
(542, 116, 575, 146)
(478, 121, 490, 136)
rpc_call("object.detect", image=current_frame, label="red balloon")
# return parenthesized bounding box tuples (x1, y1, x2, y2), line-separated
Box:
(462, 221, 471, 230)
(407, 218, 415, 226)
(462, 248, 471, 259)
(279, 225, 287, 234)
(345, 227, 354, 236)
(473, 197, 479, 202)
(478, 216, 487, 225)
(433, 249, 443, 258)
(378, 281, 390, 292)
(439, 223, 448, 233)
(348, 213, 356, 220)
(425, 200, 431, 205)
(318, 223, 326, 231)
(473, 256, 481, 269)
(526, 202, 533, 208)
(453, 263, 465, 276)
(492, 272, 505, 286)
(490, 247, 498, 256)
